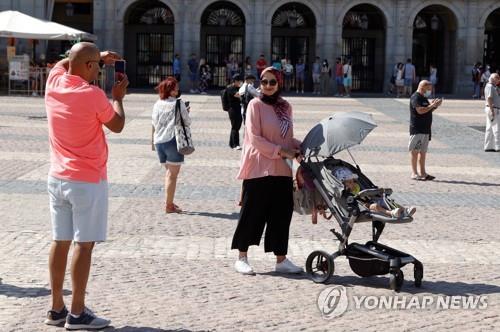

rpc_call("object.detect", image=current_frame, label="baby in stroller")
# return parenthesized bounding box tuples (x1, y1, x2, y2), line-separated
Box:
(334, 167, 416, 219)
(294, 165, 416, 223)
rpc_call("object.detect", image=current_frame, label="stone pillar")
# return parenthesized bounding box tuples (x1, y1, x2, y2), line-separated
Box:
(181, 0, 200, 90)
(254, 0, 270, 63)
(458, 0, 481, 95)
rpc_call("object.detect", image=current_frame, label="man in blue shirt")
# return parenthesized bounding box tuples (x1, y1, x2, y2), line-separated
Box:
(173, 54, 181, 82)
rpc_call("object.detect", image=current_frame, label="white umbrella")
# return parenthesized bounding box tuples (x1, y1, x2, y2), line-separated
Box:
(301, 111, 378, 157)
(0, 10, 96, 41)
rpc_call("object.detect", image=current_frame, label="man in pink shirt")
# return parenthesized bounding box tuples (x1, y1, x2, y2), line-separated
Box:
(44, 42, 128, 330)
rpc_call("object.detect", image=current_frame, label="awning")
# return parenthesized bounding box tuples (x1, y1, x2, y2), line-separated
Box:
(0, 10, 96, 41)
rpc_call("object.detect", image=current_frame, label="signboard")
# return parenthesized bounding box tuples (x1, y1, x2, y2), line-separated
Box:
(9, 55, 30, 81)
(6, 46, 16, 61)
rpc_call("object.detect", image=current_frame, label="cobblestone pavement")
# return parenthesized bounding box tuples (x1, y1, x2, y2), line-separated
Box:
(0, 93, 499, 332)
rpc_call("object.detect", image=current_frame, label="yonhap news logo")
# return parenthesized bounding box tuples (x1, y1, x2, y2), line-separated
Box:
(317, 286, 488, 319)
(317, 286, 349, 319)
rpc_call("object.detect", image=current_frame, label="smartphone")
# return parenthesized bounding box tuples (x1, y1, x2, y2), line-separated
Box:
(185, 101, 190, 108)
(114, 60, 126, 82)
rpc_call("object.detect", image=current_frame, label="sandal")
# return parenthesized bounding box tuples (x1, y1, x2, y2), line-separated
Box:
(423, 174, 435, 181)
(166, 203, 182, 214)
(411, 174, 426, 181)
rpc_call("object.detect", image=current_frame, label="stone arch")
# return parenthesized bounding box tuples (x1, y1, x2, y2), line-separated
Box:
(337, 1, 393, 28)
(118, 0, 180, 24)
(193, 0, 251, 27)
(479, 3, 500, 28)
(265, 0, 322, 28)
(407, 0, 463, 29)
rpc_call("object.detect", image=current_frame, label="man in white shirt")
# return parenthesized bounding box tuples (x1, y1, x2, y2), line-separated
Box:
(484, 73, 500, 152)
(239, 74, 261, 124)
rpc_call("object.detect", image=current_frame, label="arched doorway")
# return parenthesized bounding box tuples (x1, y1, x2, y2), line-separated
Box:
(124, 0, 175, 88)
(271, 2, 316, 91)
(484, 8, 500, 73)
(341, 4, 386, 92)
(412, 5, 457, 94)
(200, 1, 245, 89)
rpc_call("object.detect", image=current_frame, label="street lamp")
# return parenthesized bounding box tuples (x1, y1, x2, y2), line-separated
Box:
(65, 3, 74, 17)
(217, 12, 228, 26)
(430, 15, 439, 30)
(360, 14, 369, 30)
(287, 9, 299, 28)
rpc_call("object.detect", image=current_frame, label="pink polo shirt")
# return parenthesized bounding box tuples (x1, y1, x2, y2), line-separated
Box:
(237, 98, 301, 180)
(45, 66, 115, 183)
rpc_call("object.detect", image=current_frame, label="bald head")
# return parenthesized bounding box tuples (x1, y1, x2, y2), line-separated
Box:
(418, 80, 432, 90)
(69, 42, 100, 65)
(489, 73, 500, 84)
(68, 42, 101, 82)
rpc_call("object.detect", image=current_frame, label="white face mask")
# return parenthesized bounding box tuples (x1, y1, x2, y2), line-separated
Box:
(424, 90, 432, 98)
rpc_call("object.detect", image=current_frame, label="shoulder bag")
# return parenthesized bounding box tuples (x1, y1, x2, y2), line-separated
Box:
(174, 99, 195, 155)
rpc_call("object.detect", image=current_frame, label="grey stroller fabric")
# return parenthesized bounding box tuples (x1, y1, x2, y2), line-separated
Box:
(301, 111, 377, 158)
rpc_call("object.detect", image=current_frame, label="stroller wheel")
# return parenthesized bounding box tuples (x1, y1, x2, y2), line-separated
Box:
(414, 262, 423, 288)
(389, 269, 404, 292)
(306, 251, 334, 284)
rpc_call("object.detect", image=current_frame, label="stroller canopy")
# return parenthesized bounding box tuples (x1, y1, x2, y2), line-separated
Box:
(301, 111, 377, 158)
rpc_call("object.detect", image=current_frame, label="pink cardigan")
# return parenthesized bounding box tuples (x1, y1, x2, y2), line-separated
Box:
(237, 98, 301, 180)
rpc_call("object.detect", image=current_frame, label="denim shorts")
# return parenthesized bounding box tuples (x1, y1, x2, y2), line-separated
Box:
(343, 77, 352, 87)
(155, 137, 184, 165)
(404, 78, 413, 87)
(336, 77, 344, 86)
(48, 176, 108, 242)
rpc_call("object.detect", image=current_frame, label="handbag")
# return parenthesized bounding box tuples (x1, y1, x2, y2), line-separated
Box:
(174, 99, 195, 155)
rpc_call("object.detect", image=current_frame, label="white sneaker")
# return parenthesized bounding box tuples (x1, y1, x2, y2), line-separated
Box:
(403, 206, 417, 217)
(234, 146, 242, 150)
(275, 258, 303, 274)
(235, 257, 255, 275)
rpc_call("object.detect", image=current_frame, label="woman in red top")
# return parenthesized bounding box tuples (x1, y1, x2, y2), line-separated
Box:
(231, 67, 303, 275)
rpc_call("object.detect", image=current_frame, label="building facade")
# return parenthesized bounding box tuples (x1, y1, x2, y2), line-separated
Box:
(1, 0, 499, 95)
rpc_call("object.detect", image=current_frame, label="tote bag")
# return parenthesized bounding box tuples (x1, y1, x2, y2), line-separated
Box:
(174, 99, 195, 155)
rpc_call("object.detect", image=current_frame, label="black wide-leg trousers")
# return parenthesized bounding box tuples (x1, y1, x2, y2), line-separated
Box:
(231, 176, 294, 256)
(228, 108, 242, 148)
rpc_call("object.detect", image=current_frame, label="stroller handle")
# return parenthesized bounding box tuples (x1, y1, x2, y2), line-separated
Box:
(355, 188, 386, 200)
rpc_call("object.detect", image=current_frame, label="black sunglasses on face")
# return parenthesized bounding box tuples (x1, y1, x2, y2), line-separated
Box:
(261, 79, 277, 87)
(86, 60, 104, 69)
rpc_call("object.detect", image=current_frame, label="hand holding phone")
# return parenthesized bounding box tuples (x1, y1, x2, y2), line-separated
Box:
(114, 60, 126, 83)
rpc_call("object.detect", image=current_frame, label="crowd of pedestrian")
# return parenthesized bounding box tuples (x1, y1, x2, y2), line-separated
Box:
(174, 53, 355, 96)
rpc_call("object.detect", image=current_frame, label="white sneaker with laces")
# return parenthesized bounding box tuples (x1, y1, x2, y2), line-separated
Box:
(235, 257, 255, 275)
(275, 258, 303, 274)
(403, 206, 417, 217)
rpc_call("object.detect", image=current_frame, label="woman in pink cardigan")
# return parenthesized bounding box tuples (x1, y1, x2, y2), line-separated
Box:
(231, 67, 303, 275)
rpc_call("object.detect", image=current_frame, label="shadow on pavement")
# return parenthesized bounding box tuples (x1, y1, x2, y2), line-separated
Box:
(0, 284, 71, 298)
(106, 327, 198, 332)
(182, 211, 239, 220)
(328, 275, 500, 295)
(256, 271, 310, 280)
(433, 179, 500, 187)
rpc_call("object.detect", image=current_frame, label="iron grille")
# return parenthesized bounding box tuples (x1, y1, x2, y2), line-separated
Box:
(205, 34, 243, 88)
(342, 38, 375, 91)
(136, 33, 174, 87)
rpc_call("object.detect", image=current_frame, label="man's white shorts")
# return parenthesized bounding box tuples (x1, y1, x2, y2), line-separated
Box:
(408, 134, 430, 152)
(48, 176, 108, 242)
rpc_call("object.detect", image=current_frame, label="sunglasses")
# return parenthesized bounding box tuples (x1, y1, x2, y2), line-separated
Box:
(260, 79, 278, 87)
(86, 60, 104, 69)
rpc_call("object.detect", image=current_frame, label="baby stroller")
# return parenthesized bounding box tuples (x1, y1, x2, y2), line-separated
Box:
(299, 112, 423, 292)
